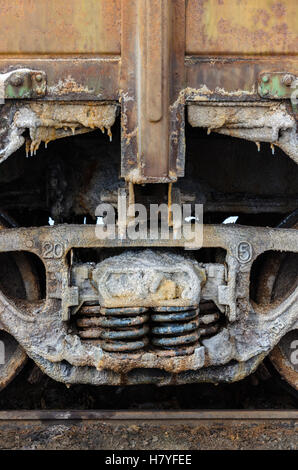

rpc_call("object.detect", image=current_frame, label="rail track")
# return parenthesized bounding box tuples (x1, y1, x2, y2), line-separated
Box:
(0, 409, 297, 450)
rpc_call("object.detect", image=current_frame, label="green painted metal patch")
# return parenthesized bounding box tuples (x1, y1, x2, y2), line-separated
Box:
(2, 70, 47, 100)
(258, 72, 297, 112)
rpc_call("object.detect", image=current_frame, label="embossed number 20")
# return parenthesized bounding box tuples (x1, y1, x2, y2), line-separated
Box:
(42, 242, 64, 259)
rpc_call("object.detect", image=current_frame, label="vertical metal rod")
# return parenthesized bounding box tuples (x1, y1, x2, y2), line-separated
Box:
(121, 0, 186, 183)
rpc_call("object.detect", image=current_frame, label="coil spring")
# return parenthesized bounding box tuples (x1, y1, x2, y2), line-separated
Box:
(77, 301, 221, 355)
(77, 305, 149, 352)
(151, 306, 200, 356)
(151, 302, 221, 357)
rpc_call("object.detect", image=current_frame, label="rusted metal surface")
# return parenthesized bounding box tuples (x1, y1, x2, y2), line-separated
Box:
(2, 0, 296, 61)
(186, 0, 298, 55)
(0, 59, 120, 101)
(0, 0, 120, 55)
(0, 0, 296, 390)
(0, 410, 297, 450)
(0, 224, 295, 384)
(120, 0, 185, 183)
(185, 56, 298, 102)
(0, 1, 296, 181)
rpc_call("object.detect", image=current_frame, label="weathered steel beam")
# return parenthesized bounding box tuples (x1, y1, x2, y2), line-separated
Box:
(120, 0, 185, 183)
(0, 0, 296, 182)
(185, 56, 298, 102)
(0, 58, 120, 101)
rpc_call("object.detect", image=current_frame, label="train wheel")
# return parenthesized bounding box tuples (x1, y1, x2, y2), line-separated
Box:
(0, 215, 41, 391)
(256, 210, 298, 392)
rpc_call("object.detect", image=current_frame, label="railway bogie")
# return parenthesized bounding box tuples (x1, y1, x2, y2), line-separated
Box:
(0, 0, 297, 393)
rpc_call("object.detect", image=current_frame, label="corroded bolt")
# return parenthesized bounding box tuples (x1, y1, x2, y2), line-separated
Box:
(282, 74, 293, 87)
(35, 73, 43, 83)
(262, 75, 269, 83)
(10, 74, 23, 87)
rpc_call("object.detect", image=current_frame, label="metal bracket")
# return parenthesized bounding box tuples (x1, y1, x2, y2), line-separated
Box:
(61, 286, 79, 321)
(258, 72, 297, 112)
(0, 68, 47, 101)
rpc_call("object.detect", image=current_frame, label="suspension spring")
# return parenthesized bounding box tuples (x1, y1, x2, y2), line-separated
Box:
(151, 306, 200, 356)
(77, 301, 221, 355)
(151, 302, 221, 356)
(77, 305, 149, 352)
(198, 300, 221, 337)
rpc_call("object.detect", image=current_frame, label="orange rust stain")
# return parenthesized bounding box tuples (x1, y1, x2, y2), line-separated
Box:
(0, 0, 120, 55)
(186, 0, 298, 55)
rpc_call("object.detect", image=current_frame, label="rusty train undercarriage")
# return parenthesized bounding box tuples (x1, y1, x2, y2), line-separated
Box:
(0, 0, 297, 392)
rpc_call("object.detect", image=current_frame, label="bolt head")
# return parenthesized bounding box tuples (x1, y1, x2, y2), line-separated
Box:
(282, 74, 293, 87)
(262, 75, 269, 83)
(35, 73, 43, 83)
(10, 74, 23, 87)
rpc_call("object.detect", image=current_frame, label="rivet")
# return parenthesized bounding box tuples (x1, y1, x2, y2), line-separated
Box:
(10, 74, 23, 87)
(262, 75, 269, 83)
(35, 73, 43, 83)
(282, 74, 293, 87)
